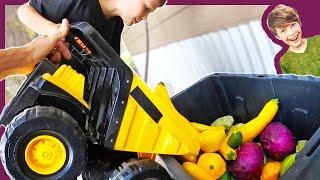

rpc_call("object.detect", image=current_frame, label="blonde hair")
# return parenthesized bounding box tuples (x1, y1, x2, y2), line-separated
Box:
(267, 4, 301, 35)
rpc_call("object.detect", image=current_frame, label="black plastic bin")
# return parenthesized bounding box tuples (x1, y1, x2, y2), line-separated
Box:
(162, 73, 320, 180)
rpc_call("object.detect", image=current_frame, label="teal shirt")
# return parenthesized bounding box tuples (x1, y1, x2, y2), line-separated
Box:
(280, 35, 320, 76)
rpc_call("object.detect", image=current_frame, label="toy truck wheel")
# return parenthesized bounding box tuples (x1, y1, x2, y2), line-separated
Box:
(109, 159, 172, 180)
(0, 106, 87, 180)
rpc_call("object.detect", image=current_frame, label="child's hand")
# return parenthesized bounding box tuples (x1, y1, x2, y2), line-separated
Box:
(49, 38, 71, 65)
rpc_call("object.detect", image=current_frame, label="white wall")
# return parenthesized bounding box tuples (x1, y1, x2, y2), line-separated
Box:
(132, 20, 281, 95)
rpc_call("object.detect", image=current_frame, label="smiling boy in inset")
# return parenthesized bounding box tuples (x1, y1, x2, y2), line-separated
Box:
(268, 4, 320, 75)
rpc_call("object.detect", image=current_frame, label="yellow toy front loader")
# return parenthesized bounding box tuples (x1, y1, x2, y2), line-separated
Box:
(0, 22, 200, 179)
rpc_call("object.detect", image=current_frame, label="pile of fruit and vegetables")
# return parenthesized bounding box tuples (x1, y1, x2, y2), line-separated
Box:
(181, 99, 308, 180)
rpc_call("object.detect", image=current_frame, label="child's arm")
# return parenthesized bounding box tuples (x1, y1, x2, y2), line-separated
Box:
(18, 2, 62, 35)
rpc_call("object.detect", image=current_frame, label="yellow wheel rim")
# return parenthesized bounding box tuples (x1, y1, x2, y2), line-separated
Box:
(25, 135, 67, 175)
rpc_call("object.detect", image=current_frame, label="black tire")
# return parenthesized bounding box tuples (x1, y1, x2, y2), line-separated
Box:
(82, 146, 137, 180)
(0, 106, 87, 180)
(109, 159, 172, 180)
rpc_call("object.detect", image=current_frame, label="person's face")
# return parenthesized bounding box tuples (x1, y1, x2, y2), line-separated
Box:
(118, 0, 161, 26)
(275, 21, 303, 48)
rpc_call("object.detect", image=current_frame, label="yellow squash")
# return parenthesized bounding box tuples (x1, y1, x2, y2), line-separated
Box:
(200, 127, 226, 153)
(191, 122, 224, 132)
(182, 155, 198, 163)
(219, 133, 237, 160)
(197, 153, 226, 179)
(239, 98, 279, 142)
(219, 99, 279, 160)
(183, 162, 214, 180)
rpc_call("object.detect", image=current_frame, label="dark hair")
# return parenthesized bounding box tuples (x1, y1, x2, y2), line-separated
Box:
(267, 4, 301, 35)
(158, 0, 167, 7)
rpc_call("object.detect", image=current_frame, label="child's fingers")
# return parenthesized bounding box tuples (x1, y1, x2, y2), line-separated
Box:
(56, 41, 72, 60)
(50, 52, 62, 63)
(62, 50, 72, 60)
(65, 42, 70, 48)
